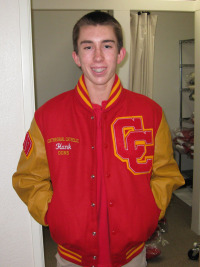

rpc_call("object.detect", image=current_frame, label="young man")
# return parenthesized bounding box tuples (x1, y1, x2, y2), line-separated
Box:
(13, 11, 185, 267)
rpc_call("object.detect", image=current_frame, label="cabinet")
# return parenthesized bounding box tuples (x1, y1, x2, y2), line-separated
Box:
(173, 39, 194, 197)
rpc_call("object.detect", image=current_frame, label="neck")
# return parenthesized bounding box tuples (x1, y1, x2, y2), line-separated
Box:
(88, 87, 110, 105)
(84, 76, 115, 105)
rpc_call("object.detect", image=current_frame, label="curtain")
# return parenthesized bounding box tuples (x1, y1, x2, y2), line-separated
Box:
(129, 12, 158, 98)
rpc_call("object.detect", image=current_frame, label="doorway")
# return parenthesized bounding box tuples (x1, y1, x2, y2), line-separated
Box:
(31, 9, 197, 267)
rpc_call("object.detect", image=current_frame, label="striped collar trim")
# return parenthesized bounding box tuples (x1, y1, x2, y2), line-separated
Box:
(76, 74, 122, 110)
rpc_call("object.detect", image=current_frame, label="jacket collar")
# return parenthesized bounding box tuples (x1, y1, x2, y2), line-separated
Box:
(76, 74, 123, 110)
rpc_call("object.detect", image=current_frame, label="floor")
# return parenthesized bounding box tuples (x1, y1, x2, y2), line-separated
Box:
(147, 195, 199, 267)
(174, 185, 193, 207)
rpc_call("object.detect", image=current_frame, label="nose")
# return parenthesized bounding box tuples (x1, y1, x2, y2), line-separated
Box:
(94, 47, 104, 62)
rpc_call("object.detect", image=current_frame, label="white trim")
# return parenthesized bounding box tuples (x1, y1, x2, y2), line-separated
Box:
(195, 1, 200, 11)
(19, 0, 45, 266)
(192, 9, 200, 235)
(31, 0, 196, 12)
(30, 218, 45, 267)
(19, 0, 35, 131)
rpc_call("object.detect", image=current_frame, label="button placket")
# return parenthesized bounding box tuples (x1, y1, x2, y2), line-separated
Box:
(89, 111, 98, 262)
(91, 114, 95, 150)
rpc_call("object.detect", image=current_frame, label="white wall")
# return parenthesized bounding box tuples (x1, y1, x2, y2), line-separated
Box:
(0, 1, 35, 266)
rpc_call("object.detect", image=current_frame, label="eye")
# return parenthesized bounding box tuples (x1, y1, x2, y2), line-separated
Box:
(84, 46, 92, 50)
(104, 45, 112, 49)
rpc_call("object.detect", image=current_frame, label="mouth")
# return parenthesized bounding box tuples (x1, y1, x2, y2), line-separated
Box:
(91, 67, 106, 74)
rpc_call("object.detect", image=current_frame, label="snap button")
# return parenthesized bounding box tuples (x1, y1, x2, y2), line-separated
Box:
(91, 116, 95, 120)
(92, 232, 96, 236)
(112, 230, 116, 235)
(109, 201, 113, 207)
(91, 175, 95, 179)
(91, 203, 96, 207)
(93, 256, 97, 260)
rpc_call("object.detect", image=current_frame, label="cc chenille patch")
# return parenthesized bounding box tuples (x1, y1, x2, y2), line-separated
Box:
(23, 131, 34, 158)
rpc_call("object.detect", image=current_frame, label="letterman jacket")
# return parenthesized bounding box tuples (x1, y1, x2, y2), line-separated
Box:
(13, 75, 185, 267)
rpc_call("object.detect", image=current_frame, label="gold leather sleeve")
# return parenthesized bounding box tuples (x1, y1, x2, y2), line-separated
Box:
(151, 112, 185, 220)
(12, 118, 53, 226)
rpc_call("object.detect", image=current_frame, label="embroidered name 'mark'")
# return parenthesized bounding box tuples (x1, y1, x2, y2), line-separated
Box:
(111, 116, 154, 175)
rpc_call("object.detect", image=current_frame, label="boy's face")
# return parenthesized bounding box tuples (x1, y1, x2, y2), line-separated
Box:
(72, 25, 126, 90)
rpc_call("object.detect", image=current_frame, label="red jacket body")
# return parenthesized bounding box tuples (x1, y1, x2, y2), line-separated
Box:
(13, 75, 184, 266)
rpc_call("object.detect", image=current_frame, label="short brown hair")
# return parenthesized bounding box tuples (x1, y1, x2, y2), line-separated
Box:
(72, 11, 123, 54)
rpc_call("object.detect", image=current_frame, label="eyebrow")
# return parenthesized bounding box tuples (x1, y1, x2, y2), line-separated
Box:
(80, 40, 116, 45)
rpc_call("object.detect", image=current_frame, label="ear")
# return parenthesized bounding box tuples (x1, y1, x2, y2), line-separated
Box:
(72, 51, 81, 67)
(117, 47, 126, 64)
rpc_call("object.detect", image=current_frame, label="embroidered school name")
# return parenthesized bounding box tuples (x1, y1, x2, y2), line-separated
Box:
(47, 137, 79, 156)
(47, 137, 79, 143)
